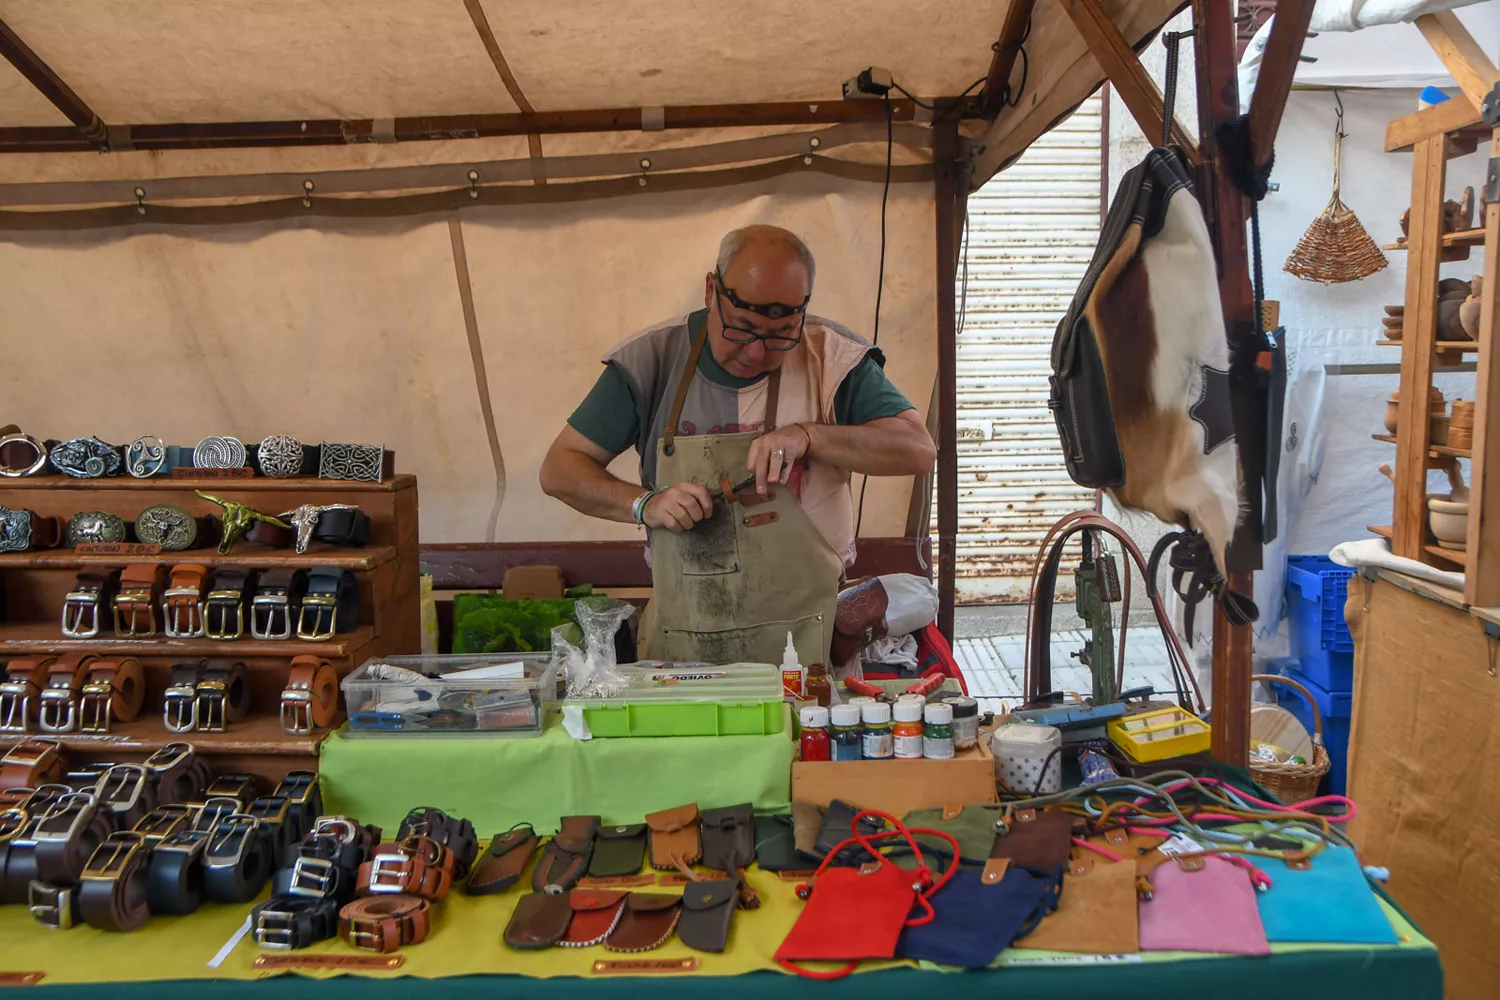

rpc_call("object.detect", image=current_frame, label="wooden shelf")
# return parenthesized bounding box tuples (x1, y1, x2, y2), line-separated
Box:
(31, 713, 328, 758)
(1384, 228, 1486, 251)
(1376, 340, 1478, 352)
(0, 622, 374, 657)
(0, 474, 414, 493)
(1426, 545, 1468, 568)
(0, 545, 394, 570)
(1370, 525, 1393, 540)
(1370, 433, 1471, 459)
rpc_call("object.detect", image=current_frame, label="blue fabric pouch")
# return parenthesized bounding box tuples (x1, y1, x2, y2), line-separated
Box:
(896, 864, 1063, 968)
(1256, 844, 1398, 945)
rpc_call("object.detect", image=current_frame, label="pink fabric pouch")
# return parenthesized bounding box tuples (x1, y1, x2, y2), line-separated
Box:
(1138, 856, 1270, 956)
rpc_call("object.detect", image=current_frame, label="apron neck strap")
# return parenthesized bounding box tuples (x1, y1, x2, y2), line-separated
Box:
(662, 322, 781, 457)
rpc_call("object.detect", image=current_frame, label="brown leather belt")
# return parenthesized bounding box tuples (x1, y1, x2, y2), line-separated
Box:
(78, 658, 146, 733)
(0, 737, 65, 791)
(93, 763, 159, 829)
(0, 657, 56, 733)
(162, 563, 210, 638)
(280, 655, 338, 735)
(196, 661, 251, 732)
(114, 563, 167, 637)
(61, 569, 122, 638)
(142, 743, 210, 805)
(37, 653, 100, 734)
(339, 894, 431, 952)
(32, 790, 117, 885)
(357, 837, 456, 901)
(0, 507, 64, 552)
(78, 830, 152, 931)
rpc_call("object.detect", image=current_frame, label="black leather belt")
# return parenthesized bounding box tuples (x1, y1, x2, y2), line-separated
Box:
(61, 569, 121, 639)
(0, 785, 69, 905)
(142, 743, 210, 805)
(201, 773, 258, 809)
(248, 795, 299, 858)
(272, 770, 322, 842)
(27, 880, 83, 929)
(398, 807, 479, 880)
(202, 814, 273, 903)
(252, 893, 341, 950)
(32, 791, 117, 886)
(133, 804, 196, 845)
(146, 827, 208, 915)
(313, 508, 370, 547)
(93, 764, 158, 830)
(196, 661, 251, 732)
(251, 568, 307, 640)
(162, 662, 204, 734)
(204, 566, 257, 640)
(193, 797, 244, 832)
(297, 567, 358, 641)
(78, 830, 152, 932)
(272, 833, 362, 901)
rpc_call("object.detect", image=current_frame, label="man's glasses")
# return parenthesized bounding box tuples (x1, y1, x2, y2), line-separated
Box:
(713, 271, 806, 352)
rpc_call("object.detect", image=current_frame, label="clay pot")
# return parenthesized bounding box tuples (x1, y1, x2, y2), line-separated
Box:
(1382, 316, 1404, 329)
(1431, 414, 1450, 445)
(1384, 389, 1446, 435)
(1386, 305, 1405, 317)
(1384, 395, 1400, 434)
(1438, 298, 1471, 340)
(1428, 495, 1469, 549)
(1439, 278, 1471, 301)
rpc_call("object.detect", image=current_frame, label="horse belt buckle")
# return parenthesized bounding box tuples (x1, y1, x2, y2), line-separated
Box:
(0, 681, 34, 733)
(36, 686, 78, 734)
(195, 680, 228, 733)
(204, 591, 245, 640)
(162, 589, 205, 638)
(163, 683, 198, 733)
(280, 688, 315, 735)
(295, 596, 337, 642)
(78, 679, 116, 734)
(251, 592, 292, 640)
(61, 589, 103, 638)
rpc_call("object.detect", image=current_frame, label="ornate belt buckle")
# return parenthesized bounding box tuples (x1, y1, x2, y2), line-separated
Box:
(0, 505, 32, 553)
(163, 681, 198, 733)
(366, 853, 414, 894)
(133, 804, 197, 844)
(66, 511, 126, 547)
(27, 881, 77, 930)
(0, 432, 48, 477)
(295, 596, 338, 642)
(162, 587, 205, 638)
(36, 685, 78, 734)
(50, 437, 123, 479)
(318, 442, 384, 482)
(0, 679, 36, 732)
(204, 814, 260, 870)
(32, 791, 99, 847)
(288, 855, 340, 898)
(78, 678, 116, 734)
(280, 688, 315, 735)
(251, 591, 293, 640)
(113, 587, 158, 637)
(195, 680, 228, 733)
(95, 764, 151, 818)
(81, 830, 148, 880)
(204, 589, 245, 640)
(61, 588, 104, 639)
(126, 435, 168, 478)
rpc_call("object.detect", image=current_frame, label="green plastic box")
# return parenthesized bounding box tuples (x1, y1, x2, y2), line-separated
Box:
(579, 698, 785, 738)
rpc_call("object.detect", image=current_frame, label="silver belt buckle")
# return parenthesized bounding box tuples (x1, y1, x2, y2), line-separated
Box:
(36, 686, 78, 734)
(254, 908, 300, 950)
(294, 595, 338, 642)
(27, 882, 76, 930)
(0, 681, 33, 733)
(204, 591, 244, 640)
(78, 679, 115, 734)
(133, 804, 197, 844)
(195, 680, 227, 733)
(95, 764, 150, 818)
(193, 797, 243, 832)
(250, 593, 292, 640)
(143, 742, 193, 775)
(162, 589, 205, 638)
(287, 855, 338, 897)
(61, 591, 102, 638)
(204, 814, 261, 870)
(32, 791, 99, 847)
(279, 689, 314, 735)
(365, 853, 411, 894)
(162, 684, 198, 733)
(311, 816, 359, 844)
(113, 589, 157, 637)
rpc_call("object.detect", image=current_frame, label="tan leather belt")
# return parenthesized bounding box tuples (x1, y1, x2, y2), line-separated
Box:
(356, 836, 456, 901)
(0, 657, 56, 733)
(280, 655, 338, 735)
(78, 658, 146, 733)
(36, 653, 99, 734)
(162, 563, 210, 638)
(113, 563, 167, 637)
(0, 737, 65, 792)
(339, 894, 431, 953)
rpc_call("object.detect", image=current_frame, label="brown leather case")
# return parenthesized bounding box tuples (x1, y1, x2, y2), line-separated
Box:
(532, 815, 599, 892)
(1014, 854, 1140, 954)
(468, 826, 538, 895)
(645, 804, 701, 871)
(560, 889, 628, 947)
(676, 879, 740, 953)
(503, 891, 574, 950)
(830, 577, 889, 666)
(989, 808, 1075, 870)
(604, 892, 682, 952)
(699, 804, 755, 872)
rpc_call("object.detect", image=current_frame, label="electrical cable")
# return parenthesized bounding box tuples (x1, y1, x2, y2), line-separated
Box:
(852, 91, 895, 540)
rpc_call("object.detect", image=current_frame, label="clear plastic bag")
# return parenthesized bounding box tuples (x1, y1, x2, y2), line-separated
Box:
(553, 597, 636, 699)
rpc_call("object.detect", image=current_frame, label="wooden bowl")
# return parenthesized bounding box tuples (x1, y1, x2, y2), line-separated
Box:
(1385, 305, 1405, 317)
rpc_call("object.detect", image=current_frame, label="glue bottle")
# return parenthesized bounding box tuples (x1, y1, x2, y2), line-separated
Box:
(781, 632, 805, 699)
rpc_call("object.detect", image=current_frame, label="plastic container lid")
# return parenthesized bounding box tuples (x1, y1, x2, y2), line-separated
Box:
(848, 696, 877, 707)
(799, 705, 830, 729)
(830, 704, 862, 726)
(861, 702, 892, 725)
(893, 700, 924, 723)
(943, 696, 978, 717)
(925, 702, 954, 725)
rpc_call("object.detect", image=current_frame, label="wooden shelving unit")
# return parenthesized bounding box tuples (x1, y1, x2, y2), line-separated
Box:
(1371, 433, 1471, 460)
(0, 474, 420, 783)
(1383, 226, 1486, 251)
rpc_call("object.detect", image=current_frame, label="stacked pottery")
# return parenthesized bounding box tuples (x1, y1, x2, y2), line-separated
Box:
(1383, 305, 1403, 342)
(1449, 400, 1475, 452)
(1384, 387, 1446, 438)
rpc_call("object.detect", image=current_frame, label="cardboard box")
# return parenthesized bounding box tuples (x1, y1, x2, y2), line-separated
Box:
(791, 739, 996, 816)
(503, 565, 567, 600)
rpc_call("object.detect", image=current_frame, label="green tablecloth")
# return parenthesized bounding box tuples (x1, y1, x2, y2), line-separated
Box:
(319, 713, 795, 832)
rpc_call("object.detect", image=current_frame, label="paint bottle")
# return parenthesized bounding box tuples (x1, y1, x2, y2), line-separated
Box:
(923, 702, 955, 760)
(830, 703, 863, 762)
(798, 705, 831, 762)
(893, 700, 925, 759)
(943, 696, 979, 751)
(805, 662, 831, 707)
(861, 702, 893, 760)
(780, 632, 805, 699)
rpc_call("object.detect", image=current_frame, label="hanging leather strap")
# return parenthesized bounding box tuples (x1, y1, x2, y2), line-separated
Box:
(662, 322, 783, 457)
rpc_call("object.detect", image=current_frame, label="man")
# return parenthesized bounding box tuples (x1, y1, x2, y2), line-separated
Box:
(541, 225, 934, 665)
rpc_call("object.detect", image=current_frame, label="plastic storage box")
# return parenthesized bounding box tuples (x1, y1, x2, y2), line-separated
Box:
(567, 662, 784, 738)
(1285, 554, 1356, 692)
(341, 652, 556, 737)
(1271, 663, 1352, 795)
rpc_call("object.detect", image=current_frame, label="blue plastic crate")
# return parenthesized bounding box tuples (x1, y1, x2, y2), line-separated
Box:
(1284, 555, 1355, 692)
(1268, 665, 1352, 797)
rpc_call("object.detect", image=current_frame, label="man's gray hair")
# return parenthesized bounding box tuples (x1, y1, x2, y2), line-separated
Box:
(716, 227, 816, 289)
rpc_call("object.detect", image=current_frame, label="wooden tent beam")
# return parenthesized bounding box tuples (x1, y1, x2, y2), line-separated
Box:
(0, 17, 107, 150)
(979, 0, 1038, 120)
(1247, 0, 1316, 172)
(1063, 0, 1201, 163)
(933, 119, 966, 642)
(1416, 10, 1500, 109)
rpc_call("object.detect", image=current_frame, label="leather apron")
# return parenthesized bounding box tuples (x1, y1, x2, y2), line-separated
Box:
(643, 326, 842, 667)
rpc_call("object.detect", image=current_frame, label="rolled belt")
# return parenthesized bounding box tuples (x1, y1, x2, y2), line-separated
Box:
(196, 661, 251, 733)
(78, 658, 146, 733)
(36, 653, 100, 734)
(33, 791, 117, 885)
(0, 736, 65, 790)
(78, 830, 152, 932)
(339, 893, 431, 953)
(0, 657, 57, 733)
(281, 656, 339, 734)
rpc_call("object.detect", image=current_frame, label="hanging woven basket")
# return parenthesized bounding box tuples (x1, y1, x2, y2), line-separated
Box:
(1284, 114, 1388, 285)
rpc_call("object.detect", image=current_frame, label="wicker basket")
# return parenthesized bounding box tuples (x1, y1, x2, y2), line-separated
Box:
(1249, 673, 1331, 802)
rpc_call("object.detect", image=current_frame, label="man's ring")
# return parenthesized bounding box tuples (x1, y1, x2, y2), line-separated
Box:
(772, 448, 785, 465)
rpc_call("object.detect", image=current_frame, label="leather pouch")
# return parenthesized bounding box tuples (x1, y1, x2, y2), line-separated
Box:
(1139, 856, 1269, 955)
(645, 804, 700, 871)
(588, 823, 647, 878)
(503, 891, 573, 950)
(1015, 854, 1139, 954)
(700, 803, 755, 871)
(754, 815, 805, 871)
(790, 800, 824, 858)
(814, 799, 883, 865)
(902, 805, 1003, 865)
(677, 879, 740, 953)
(467, 825, 538, 895)
(897, 864, 1064, 967)
(989, 808, 1074, 870)
(604, 892, 682, 952)
(533, 815, 599, 892)
(830, 578, 889, 667)
(1255, 846, 1398, 945)
(560, 889, 628, 947)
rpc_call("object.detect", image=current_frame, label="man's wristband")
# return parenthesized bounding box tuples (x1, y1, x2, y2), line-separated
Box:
(631, 489, 658, 526)
(794, 424, 814, 455)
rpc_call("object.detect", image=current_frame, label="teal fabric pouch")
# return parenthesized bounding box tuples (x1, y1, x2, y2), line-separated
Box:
(1256, 844, 1399, 945)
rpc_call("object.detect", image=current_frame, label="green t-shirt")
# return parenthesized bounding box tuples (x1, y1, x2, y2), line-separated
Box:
(568, 334, 915, 456)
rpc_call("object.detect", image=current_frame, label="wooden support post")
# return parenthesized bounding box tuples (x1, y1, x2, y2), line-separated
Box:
(1247, 0, 1316, 171)
(1063, 0, 1201, 163)
(1415, 11, 1500, 109)
(979, 0, 1039, 119)
(1464, 128, 1500, 606)
(933, 121, 965, 640)
(1393, 137, 1447, 561)
(0, 17, 107, 149)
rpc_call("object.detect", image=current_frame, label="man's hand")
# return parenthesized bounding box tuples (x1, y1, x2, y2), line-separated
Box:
(746, 423, 813, 494)
(643, 481, 715, 533)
